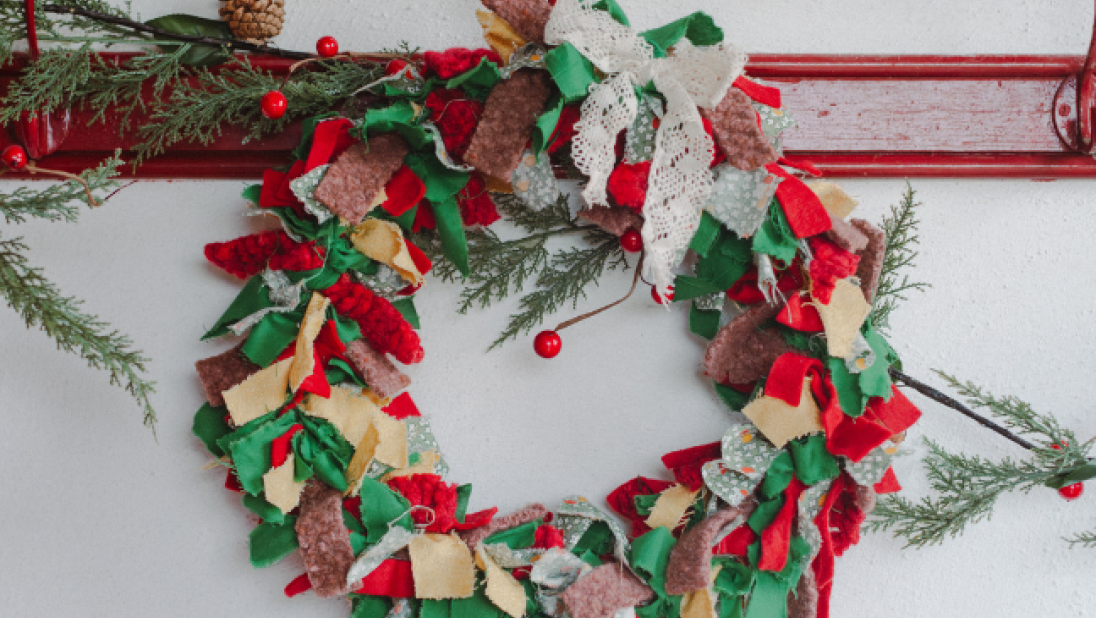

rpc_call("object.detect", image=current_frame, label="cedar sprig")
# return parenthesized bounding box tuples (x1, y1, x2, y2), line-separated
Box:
(0, 44, 95, 124)
(0, 151, 156, 431)
(1066, 530, 1096, 548)
(0, 0, 136, 43)
(132, 57, 382, 162)
(0, 150, 123, 223)
(935, 371, 1085, 449)
(0, 234, 156, 430)
(868, 376, 1093, 548)
(490, 229, 627, 349)
(872, 183, 929, 331)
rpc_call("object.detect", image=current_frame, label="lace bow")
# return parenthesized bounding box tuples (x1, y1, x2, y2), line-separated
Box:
(545, 0, 746, 295)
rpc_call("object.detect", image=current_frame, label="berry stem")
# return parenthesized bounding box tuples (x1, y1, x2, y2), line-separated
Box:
(554, 252, 644, 332)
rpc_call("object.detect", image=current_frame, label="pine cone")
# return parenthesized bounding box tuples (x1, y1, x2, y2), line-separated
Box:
(219, 0, 286, 44)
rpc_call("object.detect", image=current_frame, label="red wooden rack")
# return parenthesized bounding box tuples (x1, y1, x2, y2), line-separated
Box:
(5, 8, 1096, 179)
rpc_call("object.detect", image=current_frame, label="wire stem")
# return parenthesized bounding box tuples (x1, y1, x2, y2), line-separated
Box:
(889, 368, 1037, 451)
(554, 252, 644, 332)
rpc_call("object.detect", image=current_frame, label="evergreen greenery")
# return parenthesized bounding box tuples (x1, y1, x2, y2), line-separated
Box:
(0, 152, 157, 430)
(425, 192, 628, 349)
(872, 183, 929, 331)
(867, 372, 1094, 548)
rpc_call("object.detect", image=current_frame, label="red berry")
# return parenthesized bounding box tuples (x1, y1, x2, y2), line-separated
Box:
(651, 285, 674, 304)
(620, 228, 643, 253)
(533, 330, 562, 358)
(385, 59, 410, 76)
(2, 144, 27, 170)
(316, 36, 339, 58)
(1059, 482, 1084, 501)
(1051, 442, 1068, 450)
(260, 91, 288, 120)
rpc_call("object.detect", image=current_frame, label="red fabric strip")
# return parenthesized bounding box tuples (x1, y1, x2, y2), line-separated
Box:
(776, 292, 824, 332)
(284, 572, 312, 597)
(454, 507, 499, 531)
(765, 353, 824, 407)
(874, 467, 902, 494)
(712, 523, 756, 558)
(405, 240, 433, 276)
(305, 118, 356, 172)
(606, 476, 676, 537)
(381, 166, 427, 217)
(354, 559, 416, 597)
(383, 392, 421, 419)
(733, 76, 782, 108)
(758, 478, 805, 572)
(270, 424, 304, 468)
(767, 163, 832, 239)
(777, 156, 821, 177)
(822, 386, 920, 462)
(661, 442, 722, 491)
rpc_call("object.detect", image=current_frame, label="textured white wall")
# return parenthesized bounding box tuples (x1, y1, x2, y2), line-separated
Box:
(2, 1, 1095, 617)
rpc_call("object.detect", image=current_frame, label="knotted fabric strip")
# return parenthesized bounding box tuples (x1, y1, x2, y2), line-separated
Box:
(544, 0, 746, 295)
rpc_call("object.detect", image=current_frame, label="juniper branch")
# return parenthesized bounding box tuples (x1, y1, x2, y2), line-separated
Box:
(1066, 530, 1096, 548)
(872, 183, 929, 331)
(868, 380, 1093, 548)
(131, 58, 381, 163)
(489, 230, 627, 350)
(0, 233, 157, 431)
(0, 151, 123, 223)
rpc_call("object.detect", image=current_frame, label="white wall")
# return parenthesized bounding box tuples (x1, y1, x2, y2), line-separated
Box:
(2, 1, 1095, 617)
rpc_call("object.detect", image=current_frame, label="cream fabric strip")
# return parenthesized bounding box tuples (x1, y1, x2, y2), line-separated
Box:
(545, 0, 746, 296)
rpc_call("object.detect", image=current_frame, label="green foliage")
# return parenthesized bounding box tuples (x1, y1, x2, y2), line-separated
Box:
(872, 183, 929, 331)
(144, 14, 233, 67)
(0, 152, 124, 223)
(0, 152, 157, 430)
(1066, 530, 1096, 548)
(867, 375, 1093, 548)
(426, 193, 627, 349)
(132, 58, 383, 163)
(0, 0, 137, 43)
(0, 44, 95, 123)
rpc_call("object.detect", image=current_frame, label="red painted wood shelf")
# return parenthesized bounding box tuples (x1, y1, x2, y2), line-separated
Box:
(3, 52, 1095, 179)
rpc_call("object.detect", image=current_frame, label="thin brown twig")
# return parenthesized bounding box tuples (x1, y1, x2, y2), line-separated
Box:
(555, 252, 644, 332)
(25, 163, 99, 206)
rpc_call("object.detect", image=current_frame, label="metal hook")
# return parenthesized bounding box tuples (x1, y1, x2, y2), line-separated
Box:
(1053, 1, 1096, 153)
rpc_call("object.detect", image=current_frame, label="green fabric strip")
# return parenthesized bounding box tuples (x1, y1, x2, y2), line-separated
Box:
(447, 58, 502, 100)
(249, 517, 299, 568)
(422, 600, 452, 618)
(641, 12, 723, 57)
(827, 357, 866, 418)
(242, 310, 301, 367)
(592, 0, 630, 25)
(544, 42, 598, 104)
(484, 520, 539, 549)
(358, 477, 413, 543)
(202, 275, 272, 340)
(788, 435, 840, 486)
(689, 304, 721, 340)
(390, 297, 421, 330)
(224, 411, 300, 495)
(747, 494, 784, 535)
(714, 382, 752, 413)
(192, 402, 230, 457)
(533, 93, 564, 158)
(431, 198, 470, 276)
(351, 594, 393, 618)
(690, 211, 722, 257)
(758, 452, 794, 499)
(358, 101, 431, 149)
(752, 199, 798, 266)
(242, 492, 285, 525)
(451, 582, 500, 618)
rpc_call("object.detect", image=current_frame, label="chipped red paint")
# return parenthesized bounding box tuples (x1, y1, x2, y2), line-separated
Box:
(4, 53, 1096, 178)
